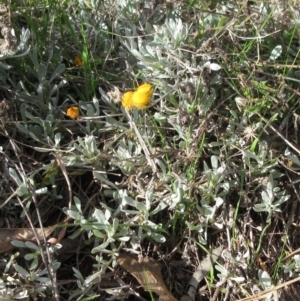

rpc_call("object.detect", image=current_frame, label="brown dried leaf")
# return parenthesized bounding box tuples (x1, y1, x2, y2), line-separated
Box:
(0, 216, 72, 254)
(0, 225, 56, 254)
(117, 253, 178, 301)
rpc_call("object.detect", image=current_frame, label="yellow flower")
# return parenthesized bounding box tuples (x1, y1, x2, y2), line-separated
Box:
(132, 83, 153, 108)
(74, 55, 83, 66)
(121, 83, 153, 110)
(66, 106, 80, 119)
(121, 91, 135, 110)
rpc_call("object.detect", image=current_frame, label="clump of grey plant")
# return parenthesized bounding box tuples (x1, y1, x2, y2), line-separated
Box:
(1, 0, 299, 300)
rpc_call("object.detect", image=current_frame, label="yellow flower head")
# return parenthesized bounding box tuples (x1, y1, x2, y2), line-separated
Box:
(121, 83, 153, 111)
(66, 106, 80, 119)
(74, 55, 83, 66)
(121, 91, 135, 110)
